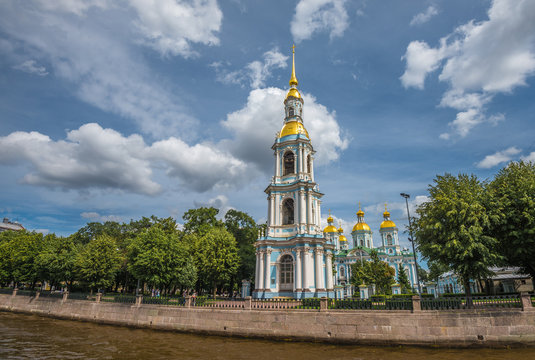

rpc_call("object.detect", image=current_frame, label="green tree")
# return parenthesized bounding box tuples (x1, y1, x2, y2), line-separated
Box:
(0, 231, 43, 288)
(183, 207, 223, 235)
(36, 234, 80, 290)
(349, 250, 395, 294)
(194, 227, 239, 297)
(71, 221, 123, 244)
(414, 173, 500, 307)
(128, 225, 197, 293)
(224, 209, 258, 289)
(76, 235, 123, 292)
(397, 266, 412, 294)
(487, 161, 535, 279)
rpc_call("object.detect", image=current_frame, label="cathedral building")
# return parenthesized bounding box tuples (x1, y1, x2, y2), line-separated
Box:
(253, 48, 417, 299)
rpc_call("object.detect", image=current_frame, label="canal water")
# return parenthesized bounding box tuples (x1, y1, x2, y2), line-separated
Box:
(0, 312, 531, 359)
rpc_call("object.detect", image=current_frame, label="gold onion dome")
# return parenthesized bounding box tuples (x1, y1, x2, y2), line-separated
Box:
(380, 204, 396, 229)
(338, 224, 347, 241)
(324, 211, 337, 233)
(279, 121, 309, 138)
(353, 203, 371, 232)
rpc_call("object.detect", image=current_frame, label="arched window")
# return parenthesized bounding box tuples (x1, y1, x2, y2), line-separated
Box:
(288, 108, 294, 117)
(339, 266, 345, 278)
(282, 198, 294, 225)
(279, 255, 294, 290)
(283, 151, 295, 176)
(307, 154, 311, 174)
(387, 234, 393, 246)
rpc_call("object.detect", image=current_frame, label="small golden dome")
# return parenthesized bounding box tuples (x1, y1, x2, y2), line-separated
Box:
(352, 222, 371, 232)
(339, 234, 347, 242)
(383, 210, 390, 217)
(380, 220, 396, 229)
(279, 121, 309, 138)
(327, 215, 333, 223)
(285, 87, 301, 100)
(338, 226, 343, 233)
(324, 225, 338, 233)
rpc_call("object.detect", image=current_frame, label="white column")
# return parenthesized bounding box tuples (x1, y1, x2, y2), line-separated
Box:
(275, 195, 280, 226)
(326, 253, 333, 290)
(275, 150, 280, 177)
(303, 247, 310, 290)
(310, 156, 314, 181)
(317, 200, 322, 227)
(300, 146, 304, 173)
(264, 250, 272, 291)
(299, 191, 305, 225)
(307, 192, 312, 229)
(295, 249, 302, 290)
(255, 251, 260, 288)
(315, 249, 324, 290)
(258, 251, 264, 290)
(267, 195, 272, 228)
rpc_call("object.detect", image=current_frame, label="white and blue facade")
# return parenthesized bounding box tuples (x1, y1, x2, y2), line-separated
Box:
(254, 49, 334, 299)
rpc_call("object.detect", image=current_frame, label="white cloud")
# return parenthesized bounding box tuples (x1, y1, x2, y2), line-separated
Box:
(128, 0, 222, 58)
(477, 147, 522, 168)
(521, 152, 535, 163)
(214, 48, 288, 89)
(221, 87, 349, 172)
(410, 5, 438, 26)
(0, 0, 224, 138)
(401, 0, 535, 138)
(0, 123, 252, 195)
(81, 211, 122, 222)
(400, 40, 445, 89)
(291, 0, 349, 43)
(193, 195, 233, 216)
(13, 60, 49, 76)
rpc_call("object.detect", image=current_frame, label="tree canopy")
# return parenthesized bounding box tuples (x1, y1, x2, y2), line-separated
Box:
(487, 161, 535, 278)
(414, 173, 501, 305)
(350, 250, 395, 295)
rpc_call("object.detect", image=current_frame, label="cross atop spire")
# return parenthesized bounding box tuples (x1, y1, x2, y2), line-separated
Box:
(289, 44, 298, 87)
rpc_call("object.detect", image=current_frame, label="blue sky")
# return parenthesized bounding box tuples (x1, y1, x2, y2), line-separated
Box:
(1, 0, 534, 252)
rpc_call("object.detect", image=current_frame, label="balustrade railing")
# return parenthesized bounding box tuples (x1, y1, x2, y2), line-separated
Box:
(421, 297, 462, 310)
(193, 297, 244, 309)
(252, 298, 302, 310)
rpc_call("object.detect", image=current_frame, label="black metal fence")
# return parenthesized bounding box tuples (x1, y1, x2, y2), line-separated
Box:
(329, 298, 412, 310)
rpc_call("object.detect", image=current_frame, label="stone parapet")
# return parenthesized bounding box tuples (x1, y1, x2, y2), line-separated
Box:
(0, 293, 534, 347)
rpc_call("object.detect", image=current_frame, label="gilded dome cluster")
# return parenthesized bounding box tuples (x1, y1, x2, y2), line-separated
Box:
(380, 205, 397, 229)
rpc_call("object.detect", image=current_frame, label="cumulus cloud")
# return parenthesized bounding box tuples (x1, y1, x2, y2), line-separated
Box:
(365, 196, 430, 219)
(221, 87, 349, 172)
(13, 60, 49, 76)
(477, 147, 522, 168)
(521, 152, 535, 163)
(0, 0, 223, 138)
(193, 195, 233, 216)
(214, 48, 288, 89)
(410, 5, 438, 26)
(128, 0, 222, 58)
(81, 211, 122, 222)
(400, 0, 535, 138)
(291, 0, 349, 43)
(0, 123, 251, 195)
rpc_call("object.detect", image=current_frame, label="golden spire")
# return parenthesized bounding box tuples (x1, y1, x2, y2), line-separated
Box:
(289, 44, 298, 86)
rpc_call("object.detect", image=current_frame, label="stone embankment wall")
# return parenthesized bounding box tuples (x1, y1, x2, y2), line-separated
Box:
(1, 293, 534, 347)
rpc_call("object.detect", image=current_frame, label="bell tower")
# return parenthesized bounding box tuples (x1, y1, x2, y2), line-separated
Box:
(254, 46, 334, 299)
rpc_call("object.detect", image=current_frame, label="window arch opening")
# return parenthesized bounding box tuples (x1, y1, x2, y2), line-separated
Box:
(283, 151, 295, 176)
(282, 198, 295, 225)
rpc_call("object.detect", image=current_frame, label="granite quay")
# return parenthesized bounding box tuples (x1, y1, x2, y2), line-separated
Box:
(1, 291, 534, 347)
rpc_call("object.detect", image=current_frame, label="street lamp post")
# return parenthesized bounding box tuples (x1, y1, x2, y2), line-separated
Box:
(400, 193, 422, 295)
